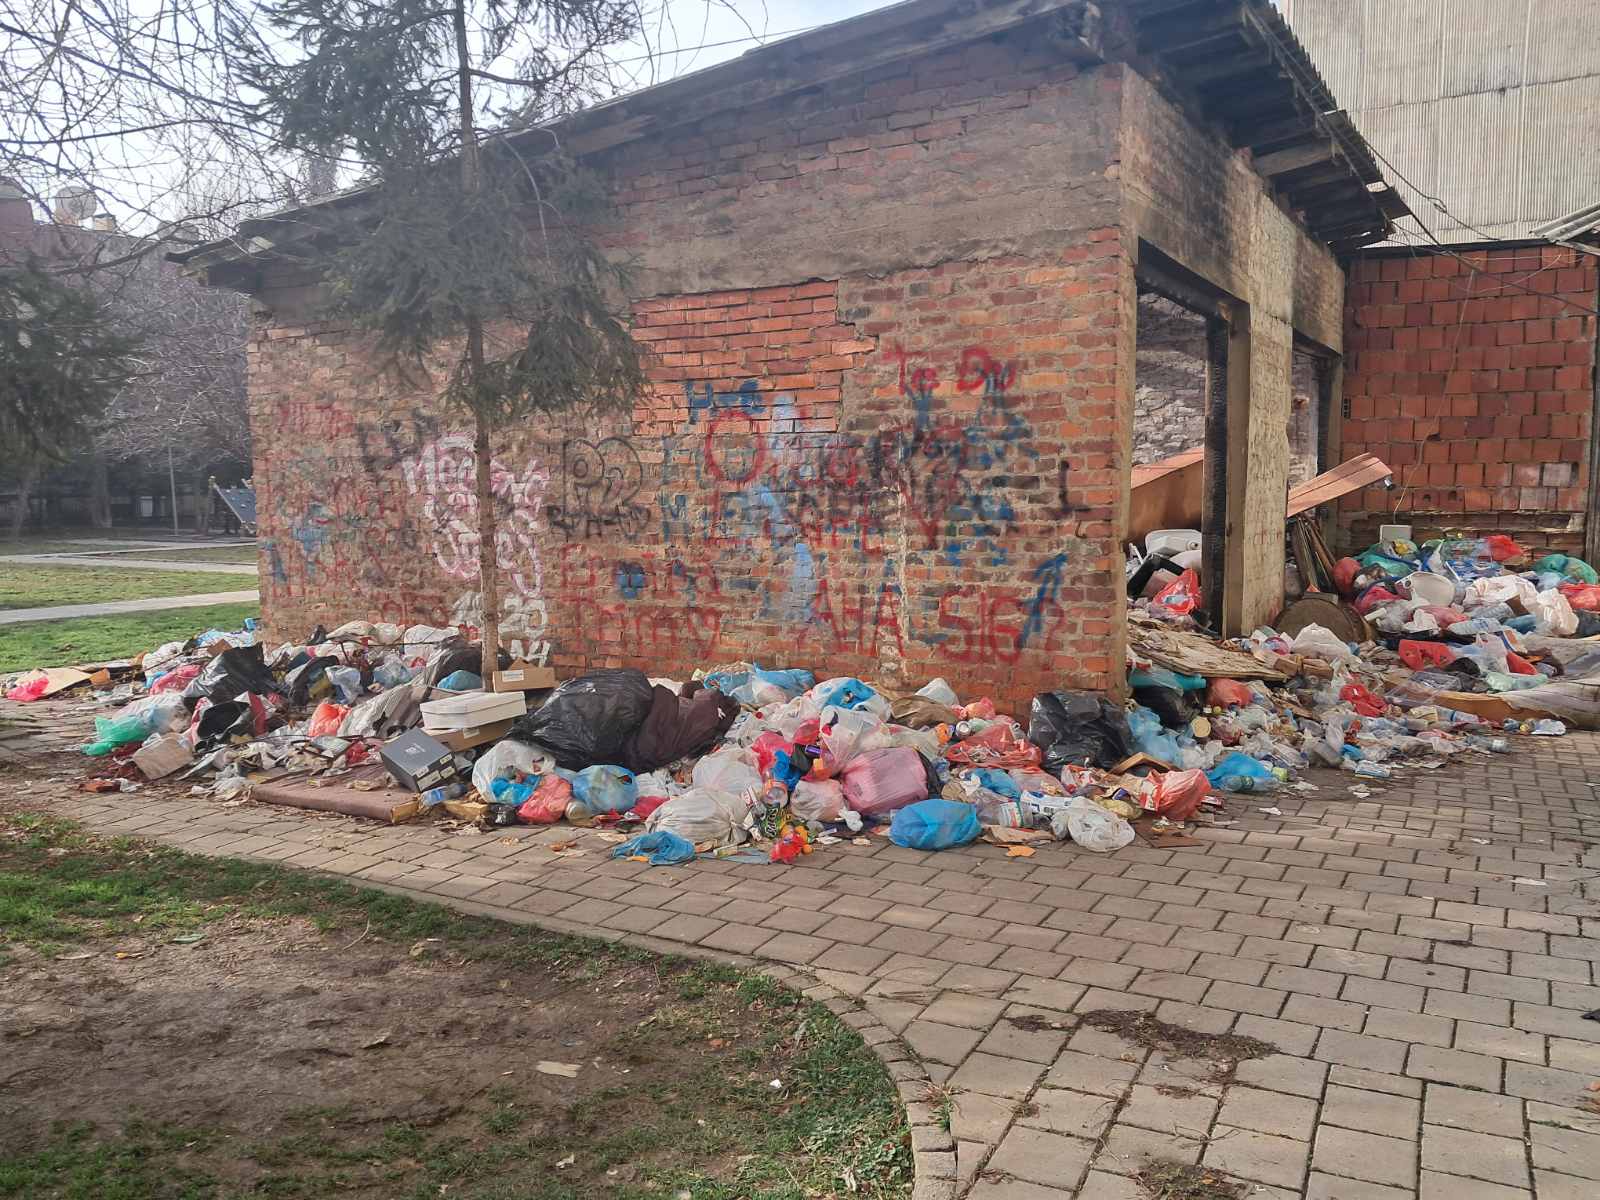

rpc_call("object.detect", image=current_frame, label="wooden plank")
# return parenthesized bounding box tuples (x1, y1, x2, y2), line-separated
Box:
(1129, 449, 1205, 543)
(1286, 453, 1392, 516)
(1254, 140, 1336, 176)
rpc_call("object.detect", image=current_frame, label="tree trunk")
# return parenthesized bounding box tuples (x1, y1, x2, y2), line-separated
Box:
(89, 453, 112, 528)
(452, 0, 498, 678)
(473, 410, 499, 678)
(193, 468, 210, 533)
(8, 460, 41, 541)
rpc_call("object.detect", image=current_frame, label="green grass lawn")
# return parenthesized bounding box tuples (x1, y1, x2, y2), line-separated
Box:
(0, 603, 259, 671)
(0, 564, 256, 610)
(0, 812, 912, 1200)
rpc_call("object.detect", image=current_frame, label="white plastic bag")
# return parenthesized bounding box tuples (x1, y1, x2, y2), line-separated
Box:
(329, 620, 376, 641)
(916, 677, 959, 706)
(1290, 623, 1356, 662)
(818, 707, 885, 772)
(1059, 795, 1134, 853)
(1529, 589, 1578, 637)
(1464, 575, 1537, 611)
(691, 747, 762, 799)
(645, 788, 748, 846)
(470, 739, 553, 798)
(790, 779, 846, 823)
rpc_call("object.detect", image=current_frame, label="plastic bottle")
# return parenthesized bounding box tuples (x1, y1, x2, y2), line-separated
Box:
(1219, 775, 1280, 794)
(421, 782, 465, 808)
(1344, 760, 1392, 779)
(1466, 735, 1511, 753)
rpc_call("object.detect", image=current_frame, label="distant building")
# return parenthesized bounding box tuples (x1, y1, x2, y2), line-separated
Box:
(1285, 0, 1600, 243)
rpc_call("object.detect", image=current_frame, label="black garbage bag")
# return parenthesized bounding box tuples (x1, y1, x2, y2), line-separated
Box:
(1132, 684, 1189, 729)
(182, 644, 282, 703)
(620, 682, 739, 774)
(285, 655, 338, 706)
(192, 699, 258, 750)
(510, 668, 657, 769)
(1027, 690, 1134, 770)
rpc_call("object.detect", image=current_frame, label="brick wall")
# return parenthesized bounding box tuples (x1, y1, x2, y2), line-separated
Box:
(248, 33, 1132, 712)
(1340, 246, 1599, 554)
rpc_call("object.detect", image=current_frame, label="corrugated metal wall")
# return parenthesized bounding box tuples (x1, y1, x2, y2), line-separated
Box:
(1284, 0, 1600, 242)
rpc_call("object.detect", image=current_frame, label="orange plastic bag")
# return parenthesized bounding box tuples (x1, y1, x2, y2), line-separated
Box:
(1206, 679, 1253, 708)
(517, 774, 572, 824)
(1151, 569, 1200, 616)
(307, 701, 348, 737)
(1558, 583, 1600, 612)
(1485, 534, 1526, 563)
(943, 720, 1042, 769)
(1137, 768, 1209, 821)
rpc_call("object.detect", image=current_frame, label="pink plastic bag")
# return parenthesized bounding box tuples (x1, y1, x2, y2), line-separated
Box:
(517, 774, 572, 824)
(840, 747, 929, 817)
(149, 664, 202, 694)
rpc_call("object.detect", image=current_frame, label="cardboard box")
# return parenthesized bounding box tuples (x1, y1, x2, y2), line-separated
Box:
(434, 718, 515, 753)
(133, 732, 193, 780)
(491, 661, 558, 692)
(420, 690, 527, 733)
(380, 729, 459, 792)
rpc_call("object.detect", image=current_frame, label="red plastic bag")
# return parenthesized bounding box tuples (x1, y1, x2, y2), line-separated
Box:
(1398, 640, 1457, 670)
(1558, 583, 1600, 612)
(1151, 569, 1200, 616)
(307, 701, 348, 737)
(1505, 651, 1537, 676)
(629, 793, 668, 822)
(959, 698, 996, 720)
(1138, 768, 1209, 821)
(943, 719, 1042, 769)
(1340, 682, 1386, 717)
(1206, 679, 1254, 708)
(150, 663, 202, 694)
(1485, 534, 1526, 563)
(1352, 585, 1403, 616)
(517, 774, 572, 824)
(4, 674, 50, 702)
(1333, 557, 1363, 597)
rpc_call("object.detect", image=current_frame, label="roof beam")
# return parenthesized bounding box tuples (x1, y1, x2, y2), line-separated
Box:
(1254, 140, 1337, 177)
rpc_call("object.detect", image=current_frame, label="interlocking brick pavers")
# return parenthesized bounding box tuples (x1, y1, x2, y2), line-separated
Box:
(46, 733, 1600, 1198)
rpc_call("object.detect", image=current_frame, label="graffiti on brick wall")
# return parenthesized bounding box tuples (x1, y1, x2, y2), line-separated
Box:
(545, 437, 650, 538)
(402, 434, 551, 664)
(533, 344, 1060, 665)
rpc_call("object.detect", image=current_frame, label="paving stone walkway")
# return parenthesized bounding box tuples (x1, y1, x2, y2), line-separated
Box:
(0, 590, 261, 625)
(46, 732, 1600, 1200)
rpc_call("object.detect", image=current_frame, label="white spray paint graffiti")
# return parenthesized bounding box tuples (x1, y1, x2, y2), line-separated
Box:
(403, 434, 551, 664)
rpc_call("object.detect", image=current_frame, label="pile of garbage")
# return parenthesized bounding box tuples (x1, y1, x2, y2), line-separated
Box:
(0, 558, 1581, 861)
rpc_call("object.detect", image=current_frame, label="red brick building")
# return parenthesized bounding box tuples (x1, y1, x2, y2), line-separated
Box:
(1339, 246, 1600, 558)
(179, 0, 1402, 710)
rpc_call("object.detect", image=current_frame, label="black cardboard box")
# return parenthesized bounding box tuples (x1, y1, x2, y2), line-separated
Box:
(380, 729, 458, 792)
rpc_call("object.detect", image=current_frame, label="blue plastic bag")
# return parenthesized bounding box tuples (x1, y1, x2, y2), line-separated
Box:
(814, 677, 878, 711)
(1128, 667, 1205, 692)
(889, 799, 981, 851)
(572, 764, 638, 814)
(1127, 705, 1182, 764)
(611, 831, 696, 865)
(436, 670, 483, 691)
(1205, 752, 1278, 791)
(967, 767, 1021, 799)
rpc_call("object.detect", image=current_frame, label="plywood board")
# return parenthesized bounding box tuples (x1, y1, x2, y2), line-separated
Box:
(1129, 449, 1204, 544)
